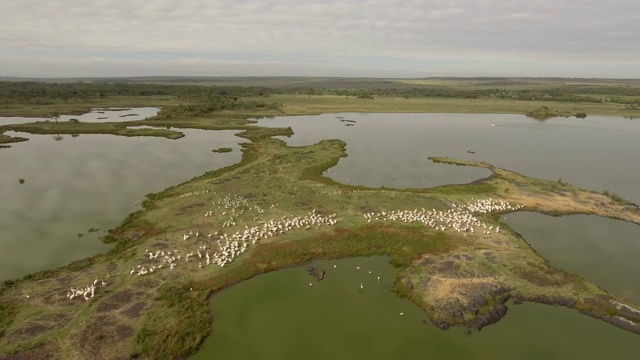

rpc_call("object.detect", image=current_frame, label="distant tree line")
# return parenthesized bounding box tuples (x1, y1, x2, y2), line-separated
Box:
(155, 96, 282, 118)
(0, 82, 277, 105)
(1, 80, 639, 107)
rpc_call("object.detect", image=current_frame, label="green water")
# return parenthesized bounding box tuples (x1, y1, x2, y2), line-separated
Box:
(505, 213, 640, 305)
(193, 256, 639, 359)
(256, 113, 640, 204)
(0, 125, 242, 281)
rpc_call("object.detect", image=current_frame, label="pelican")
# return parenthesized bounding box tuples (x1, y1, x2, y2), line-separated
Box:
(309, 283, 313, 287)
(356, 266, 360, 270)
(377, 276, 381, 282)
(360, 282, 364, 290)
(400, 312, 404, 316)
(333, 265, 337, 268)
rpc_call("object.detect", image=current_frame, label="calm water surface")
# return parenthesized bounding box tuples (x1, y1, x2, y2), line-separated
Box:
(0, 107, 159, 125)
(505, 212, 640, 305)
(194, 256, 639, 360)
(0, 126, 242, 281)
(256, 113, 640, 204)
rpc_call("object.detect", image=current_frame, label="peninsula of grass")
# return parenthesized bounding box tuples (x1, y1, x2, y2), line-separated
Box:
(0, 132, 28, 145)
(0, 120, 185, 140)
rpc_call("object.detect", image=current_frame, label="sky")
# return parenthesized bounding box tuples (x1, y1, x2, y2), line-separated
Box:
(1, 0, 639, 78)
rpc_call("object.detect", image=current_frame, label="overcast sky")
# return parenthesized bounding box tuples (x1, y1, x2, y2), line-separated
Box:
(1, 0, 639, 78)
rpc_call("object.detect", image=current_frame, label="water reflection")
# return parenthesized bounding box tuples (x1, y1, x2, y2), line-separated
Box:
(194, 256, 640, 360)
(0, 107, 159, 125)
(505, 212, 640, 305)
(0, 128, 242, 281)
(256, 113, 640, 204)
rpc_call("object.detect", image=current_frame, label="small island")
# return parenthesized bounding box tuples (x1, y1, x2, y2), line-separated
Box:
(526, 106, 589, 120)
(211, 147, 232, 153)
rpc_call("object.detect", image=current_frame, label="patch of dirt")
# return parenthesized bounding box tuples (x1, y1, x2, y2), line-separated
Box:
(513, 294, 576, 308)
(435, 260, 456, 276)
(417, 257, 435, 266)
(74, 315, 117, 359)
(511, 266, 567, 287)
(115, 324, 134, 342)
(482, 251, 495, 261)
(122, 302, 146, 319)
(0, 340, 57, 360)
(176, 203, 205, 215)
(464, 303, 508, 330)
(96, 291, 133, 313)
(55, 275, 74, 286)
(40, 313, 71, 323)
(11, 324, 51, 339)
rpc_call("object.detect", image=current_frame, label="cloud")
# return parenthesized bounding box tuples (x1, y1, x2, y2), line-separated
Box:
(1, 0, 639, 77)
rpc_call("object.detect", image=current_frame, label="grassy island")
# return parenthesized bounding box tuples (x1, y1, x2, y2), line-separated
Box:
(211, 147, 232, 153)
(1, 77, 640, 359)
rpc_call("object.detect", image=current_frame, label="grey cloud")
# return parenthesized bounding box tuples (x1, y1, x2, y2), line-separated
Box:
(0, 0, 638, 77)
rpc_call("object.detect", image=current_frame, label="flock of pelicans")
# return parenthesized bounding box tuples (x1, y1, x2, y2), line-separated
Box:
(65, 278, 108, 301)
(128, 208, 338, 276)
(63, 192, 522, 302)
(364, 198, 524, 235)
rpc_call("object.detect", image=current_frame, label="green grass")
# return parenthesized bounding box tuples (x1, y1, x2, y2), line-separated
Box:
(248, 94, 640, 117)
(0, 120, 185, 139)
(0, 132, 28, 145)
(603, 190, 625, 203)
(0, 95, 184, 117)
(211, 147, 232, 153)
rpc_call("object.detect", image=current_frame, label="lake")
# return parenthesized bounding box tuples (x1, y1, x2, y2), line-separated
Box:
(194, 256, 640, 360)
(0, 108, 243, 281)
(256, 113, 640, 204)
(505, 212, 640, 305)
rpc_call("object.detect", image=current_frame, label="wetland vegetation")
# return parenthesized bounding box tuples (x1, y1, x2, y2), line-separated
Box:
(0, 77, 639, 359)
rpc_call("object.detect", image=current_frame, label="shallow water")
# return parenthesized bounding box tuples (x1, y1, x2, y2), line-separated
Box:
(256, 113, 640, 204)
(505, 212, 640, 305)
(0, 107, 160, 125)
(193, 256, 640, 360)
(0, 128, 242, 281)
